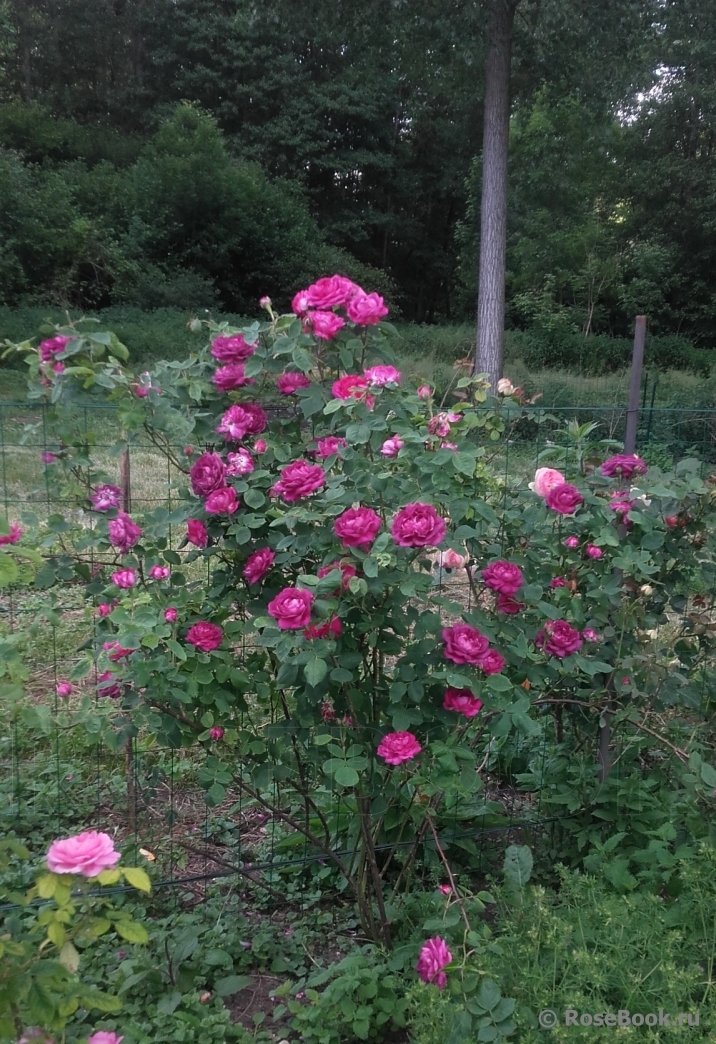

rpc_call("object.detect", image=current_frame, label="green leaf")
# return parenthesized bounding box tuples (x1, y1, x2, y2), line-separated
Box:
(0, 552, 19, 588)
(503, 845, 533, 891)
(114, 918, 149, 944)
(80, 990, 122, 1013)
(304, 658, 328, 687)
(157, 990, 183, 1015)
(36, 874, 57, 899)
(334, 764, 359, 787)
(486, 674, 512, 692)
(475, 978, 501, 1012)
(243, 488, 265, 509)
(700, 762, 716, 788)
(215, 974, 253, 997)
(59, 940, 80, 973)
(122, 866, 152, 893)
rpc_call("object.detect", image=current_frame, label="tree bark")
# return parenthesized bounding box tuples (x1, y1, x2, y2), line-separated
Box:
(474, 0, 520, 389)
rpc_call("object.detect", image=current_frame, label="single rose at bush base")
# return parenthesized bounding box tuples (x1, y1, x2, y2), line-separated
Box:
(108, 511, 142, 553)
(46, 830, 120, 877)
(111, 568, 136, 589)
(442, 687, 483, 717)
(204, 487, 239, 514)
(210, 333, 255, 363)
(277, 371, 311, 395)
(546, 483, 584, 515)
(185, 621, 224, 652)
(391, 502, 446, 548)
(482, 560, 523, 595)
(415, 937, 452, 989)
(334, 506, 382, 548)
(244, 547, 275, 585)
(377, 731, 422, 765)
(537, 619, 583, 658)
(186, 519, 208, 548)
(270, 460, 326, 502)
(442, 623, 490, 665)
(90, 485, 121, 511)
(268, 587, 314, 629)
(600, 454, 647, 479)
(529, 467, 566, 497)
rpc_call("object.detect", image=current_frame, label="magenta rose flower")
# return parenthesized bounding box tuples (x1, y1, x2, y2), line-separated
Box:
(56, 681, 72, 698)
(307, 310, 345, 340)
(186, 621, 224, 652)
(209, 726, 224, 741)
(212, 363, 254, 391)
(416, 937, 452, 989)
(586, 544, 603, 559)
(334, 506, 382, 548)
(364, 365, 401, 386)
(97, 603, 113, 617)
(391, 503, 446, 548)
(40, 451, 57, 463)
(529, 467, 566, 497)
(112, 568, 136, 589)
(496, 593, 524, 614)
(216, 403, 267, 441)
(380, 436, 404, 457)
(427, 413, 451, 437)
(318, 560, 357, 591)
(482, 560, 523, 596)
(277, 372, 312, 395)
(39, 335, 72, 361)
(268, 587, 314, 629)
(545, 483, 584, 515)
(304, 616, 342, 639)
(254, 438, 267, 453)
(377, 731, 422, 765)
(564, 535, 580, 549)
(536, 619, 583, 658)
(270, 460, 326, 502)
(292, 288, 311, 315)
(600, 454, 647, 479)
(347, 291, 389, 325)
(97, 671, 121, 699)
(90, 485, 121, 511)
(442, 623, 490, 665)
(190, 452, 227, 497)
(164, 607, 178, 622)
(315, 436, 348, 459)
(610, 496, 635, 521)
(226, 449, 254, 475)
(478, 648, 506, 675)
(442, 688, 483, 718)
(243, 547, 275, 585)
(186, 519, 208, 548)
(108, 511, 142, 553)
(304, 275, 359, 309)
(0, 522, 22, 546)
(210, 334, 255, 363)
(582, 628, 599, 642)
(103, 641, 134, 661)
(149, 565, 170, 580)
(332, 374, 370, 401)
(46, 830, 120, 877)
(205, 487, 240, 514)
(87, 1033, 124, 1044)
(417, 384, 432, 399)
(550, 576, 567, 589)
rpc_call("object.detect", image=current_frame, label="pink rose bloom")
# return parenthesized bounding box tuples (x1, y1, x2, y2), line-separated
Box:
(304, 616, 342, 639)
(292, 289, 311, 315)
(190, 452, 227, 497)
(438, 884, 452, 895)
(318, 560, 357, 590)
(332, 374, 370, 402)
(18, 1030, 54, 1044)
(90, 485, 121, 511)
(479, 648, 506, 675)
(226, 449, 254, 475)
(610, 497, 634, 521)
(164, 607, 178, 622)
(321, 701, 336, 722)
(496, 377, 516, 395)
(0, 522, 22, 546)
(315, 436, 348, 459)
(97, 603, 113, 617)
(259, 295, 272, 309)
(254, 439, 267, 453)
(415, 937, 452, 989)
(149, 565, 170, 580)
(564, 535, 579, 549)
(442, 623, 490, 665)
(600, 454, 647, 479)
(586, 544, 603, 559)
(391, 503, 446, 548)
(529, 467, 566, 498)
(56, 681, 72, 698)
(244, 547, 275, 585)
(380, 436, 404, 457)
(482, 560, 523, 596)
(46, 830, 120, 877)
(186, 621, 224, 652)
(217, 403, 267, 441)
(187, 519, 208, 548)
(427, 414, 451, 437)
(97, 671, 121, 699)
(209, 726, 224, 741)
(536, 619, 583, 658)
(40, 451, 57, 463)
(307, 310, 346, 340)
(545, 483, 584, 515)
(52, 361, 64, 374)
(334, 506, 382, 548)
(270, 460, 326, 502)
(39, 335, 72, 361)
(665, 514, 680, 528)
(210, 334, 255, 363)
(440, 441, 458, 450)
(212, 363, 254, 391)
(112, 568, 136, 589)
(377, 731, 422, 765)
(87, 1034, 124, 1044)
(550, 576, 567, 589)
(347, 291, 389, 325)
(108, 511, 142, 553)
(134, 384, 150, 398)
(277, 372, 311, 395)
(417, 385, 432, 399)
(305, 275, 359, 309)
(442, 687, 483, 717)
(436, 549, 469, 572)
(496, 593, 524, 614)
(268, 587, 314, 629)
(103, 641, 133, 661)
(364, 365, 401, 386)
(582, 628, 599, 642)
(205, 487, 239, 514)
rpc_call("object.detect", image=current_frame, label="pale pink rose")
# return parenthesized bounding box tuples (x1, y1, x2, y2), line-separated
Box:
(56, 682, 72, 698)
(0, 522, 22, 545)
(318, 560, 357, 590)
(442, 623, 489, 665)
(210, 334, 255, 363)
(90, 485, 121, 511)
(315, 436, 347, 459)
(112, 569, 136, 589)
(391, 503, 446, 548)
(243, 548, 275, 585)
(564, 535, 580, 549)
(536, 619, 583, 658)
(478, 648, 506, 675)
(304, 275, 359, 309)
(186, 519, 208, 548)
(190, 452, 227, 497)
(259, 296, 272, 309)
(529, 467, 566, 498)
(267, 587, 314, 629)
(334, 506, 382, 548)
(277, 372, 311, 395)
(364, 365, 401, 386)
(212, 363, 254, 391)
(545, 483, 584, 515)
(209, 726, 224, 741)
(415, 937, 452, 989)
(186, 621, 223, 652)
(496, 377, 515, 395)
(417, 385, 432, 399)
(46, 830, 120, 877)
(216, 403, 267, 441)
(164, 607, 178, 622)
(269, 460, 326, 502)
(380, 436, 404, 457)
(347, 291, 389, 325)
(253, 439, 267, 453)
(307, 310, 345, 340)
(442, 687, 482, 717)
(226, 449, 254, 475)
(377, 731, 422, 765)
(482, 560, 523, 596)
(149, 565, 170, 580)
(108, 511, 142, 553)
(436, 549, 469, 572)
(87, 1033, 124, 1044)
(204, 487, 239, 514)
(586, 544, 603, 559)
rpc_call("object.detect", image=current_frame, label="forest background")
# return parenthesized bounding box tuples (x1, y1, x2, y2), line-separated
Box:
(1, 0, 715, 380)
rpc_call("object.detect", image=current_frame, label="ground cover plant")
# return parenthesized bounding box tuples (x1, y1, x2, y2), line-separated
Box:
(2, 276, 716, 1042)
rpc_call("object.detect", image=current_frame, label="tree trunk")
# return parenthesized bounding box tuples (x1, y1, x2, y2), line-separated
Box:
(474, 0, 520, 389)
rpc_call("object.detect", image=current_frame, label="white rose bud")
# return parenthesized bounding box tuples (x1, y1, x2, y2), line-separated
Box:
(496, 377, 515, 396)
(640, 584, 654, 597)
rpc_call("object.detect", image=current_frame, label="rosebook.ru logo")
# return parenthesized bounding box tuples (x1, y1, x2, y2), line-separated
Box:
(538, 1008, 700, 1030)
